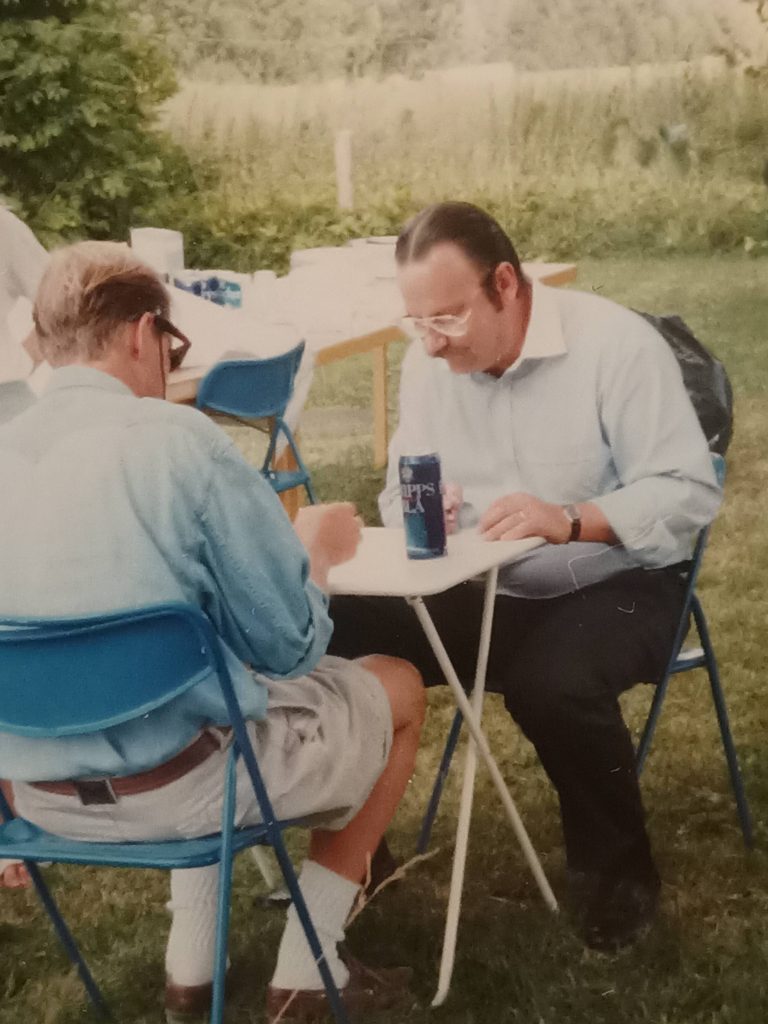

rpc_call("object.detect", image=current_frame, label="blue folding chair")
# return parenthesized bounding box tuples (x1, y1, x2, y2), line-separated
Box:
(0, 603, 348, 1023)
(196, 340, 317, 504)
(417, 454, 752, 854)
(634, 456, 752, 845)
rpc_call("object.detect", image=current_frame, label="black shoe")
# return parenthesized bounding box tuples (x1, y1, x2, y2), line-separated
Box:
(366, 837, 401, 896)
(565, 867, 600, 910)
(583, 873, 661, 952)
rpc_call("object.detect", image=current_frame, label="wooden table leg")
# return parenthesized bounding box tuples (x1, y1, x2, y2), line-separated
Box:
(372, 345, 389, 470)
(273, 435, 304, 520)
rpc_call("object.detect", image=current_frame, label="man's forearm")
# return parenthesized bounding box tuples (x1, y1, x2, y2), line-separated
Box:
(567, 501, 619, 545)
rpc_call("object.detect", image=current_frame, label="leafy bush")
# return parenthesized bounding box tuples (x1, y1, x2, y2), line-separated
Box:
(145, 170, 414, 272)
(0, 0, 190, 244)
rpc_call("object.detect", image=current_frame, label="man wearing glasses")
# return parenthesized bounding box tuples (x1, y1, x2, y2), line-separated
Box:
(329, 201, 721, 952)
(0, 241, 424, 1021)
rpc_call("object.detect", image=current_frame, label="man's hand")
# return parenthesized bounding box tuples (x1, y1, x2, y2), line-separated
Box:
(294, 502, 363, 589)
(479, 493, 572, 544)
(443, 482, 463, 536)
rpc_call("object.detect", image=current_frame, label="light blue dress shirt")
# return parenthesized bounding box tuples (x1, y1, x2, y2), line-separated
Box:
(0, 367, 331, 780)
(380, 283, 722, 597)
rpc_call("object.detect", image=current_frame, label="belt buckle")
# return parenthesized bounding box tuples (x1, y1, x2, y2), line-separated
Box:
(206, 726, 233, 751)
(73, 779, 118, 806)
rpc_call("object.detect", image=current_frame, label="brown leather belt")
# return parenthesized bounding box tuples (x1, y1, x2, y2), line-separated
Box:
(29, 730, 225, 805)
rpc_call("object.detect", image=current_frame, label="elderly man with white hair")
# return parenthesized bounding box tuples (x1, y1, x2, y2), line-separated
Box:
(0, 240, 424, 1022)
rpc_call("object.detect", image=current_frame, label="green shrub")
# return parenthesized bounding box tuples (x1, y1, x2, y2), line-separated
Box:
(147, 166, 768, 272)
(0, 0, 190, 244)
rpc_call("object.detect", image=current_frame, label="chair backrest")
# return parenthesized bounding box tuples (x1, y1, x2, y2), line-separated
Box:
(0, 604, 228, 738)
(196, 340, 305, 420)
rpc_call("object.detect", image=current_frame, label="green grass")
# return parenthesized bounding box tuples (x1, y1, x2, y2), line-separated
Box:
(3, 254, 768, 1022)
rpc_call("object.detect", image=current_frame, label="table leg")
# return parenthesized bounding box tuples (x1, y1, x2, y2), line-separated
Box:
(250, 846, 277, 888)
(408, 576, 558, 1006)
(273, 433, 304, 520)
(372, 345, 388, 469)
(425, 565, 495, 1006)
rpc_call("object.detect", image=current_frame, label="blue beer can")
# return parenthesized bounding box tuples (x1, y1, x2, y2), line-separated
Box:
(399, 453, 447, 559)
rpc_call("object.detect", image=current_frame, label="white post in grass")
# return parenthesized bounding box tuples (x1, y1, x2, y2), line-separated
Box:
(334, 129, 354, 210)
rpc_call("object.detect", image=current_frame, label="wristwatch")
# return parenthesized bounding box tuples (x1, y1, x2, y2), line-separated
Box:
(562, 503, 581, 543)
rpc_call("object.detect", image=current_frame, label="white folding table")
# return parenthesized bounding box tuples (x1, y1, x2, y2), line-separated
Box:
(328, 527, 558, 1006)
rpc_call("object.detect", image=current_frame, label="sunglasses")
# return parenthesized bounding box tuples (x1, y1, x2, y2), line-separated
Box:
(153, 314, 191, 371)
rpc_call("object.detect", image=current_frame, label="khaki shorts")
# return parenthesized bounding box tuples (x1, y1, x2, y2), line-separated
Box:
(14, 656, 392, 842)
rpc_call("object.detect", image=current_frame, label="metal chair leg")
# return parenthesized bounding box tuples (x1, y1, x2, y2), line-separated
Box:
(417, 709, 463, 855)
(27, 861, 111, 1019)
(635, 675, 671, 776)
(270, 830, 350, 1024)
(693, 600, 754, 847)
(303, 476, 318, 505)
(236, 736, 349, 1024)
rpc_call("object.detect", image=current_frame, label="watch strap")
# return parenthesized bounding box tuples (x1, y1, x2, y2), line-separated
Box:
(562, 503, 581, 542)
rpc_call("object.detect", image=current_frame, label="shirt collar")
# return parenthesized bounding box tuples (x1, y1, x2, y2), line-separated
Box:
(44, 365, 134, 398)
(498, 281, 567, 378)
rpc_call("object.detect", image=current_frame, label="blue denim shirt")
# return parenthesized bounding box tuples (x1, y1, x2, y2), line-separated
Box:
(0, 380, 35, 426)
(0, 367, 332, 780)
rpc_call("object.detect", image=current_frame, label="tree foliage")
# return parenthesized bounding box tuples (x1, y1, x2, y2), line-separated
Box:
(0, 0, 188, 242)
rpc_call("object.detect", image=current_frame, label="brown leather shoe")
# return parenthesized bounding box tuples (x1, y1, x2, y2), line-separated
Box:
(265, 955, 414, 1023)
(164, 977, 213, 1023)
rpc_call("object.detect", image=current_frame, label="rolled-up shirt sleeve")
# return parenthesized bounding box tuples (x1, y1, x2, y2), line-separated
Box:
(198, 437, 332, 677)
(591, 324, 722, 565)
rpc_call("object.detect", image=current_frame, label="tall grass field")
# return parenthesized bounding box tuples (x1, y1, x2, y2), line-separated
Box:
(161, 56, 768, 269)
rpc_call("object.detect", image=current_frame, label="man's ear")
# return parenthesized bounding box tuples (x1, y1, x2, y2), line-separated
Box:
(494, 262, 520, 306)
(129, 312, 157, 362)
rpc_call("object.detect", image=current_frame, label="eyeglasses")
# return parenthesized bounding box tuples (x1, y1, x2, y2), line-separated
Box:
(400, 273, 494, 341)
(153, 314, 191, 371)
(401, 307, 473, 341)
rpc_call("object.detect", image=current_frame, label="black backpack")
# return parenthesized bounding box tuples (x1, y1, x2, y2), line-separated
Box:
(638, 312, 734, 456)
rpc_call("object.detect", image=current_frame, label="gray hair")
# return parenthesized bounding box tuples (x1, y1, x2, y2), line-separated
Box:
(33, 241, 170, 366)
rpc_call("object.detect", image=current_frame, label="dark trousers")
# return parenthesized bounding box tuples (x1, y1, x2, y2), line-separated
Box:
(328, 565, 688, 881)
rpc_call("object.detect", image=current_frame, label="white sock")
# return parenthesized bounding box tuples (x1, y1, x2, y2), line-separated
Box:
(270, 860, 359, 991)
(165, 865, 220, 986)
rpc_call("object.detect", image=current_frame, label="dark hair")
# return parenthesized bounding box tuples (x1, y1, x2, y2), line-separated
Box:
(395, 202, 524, 303)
